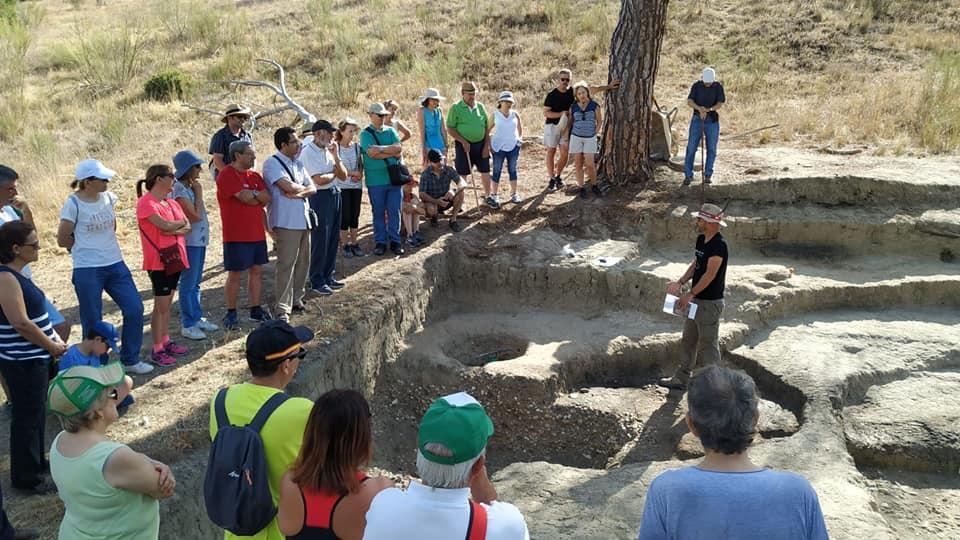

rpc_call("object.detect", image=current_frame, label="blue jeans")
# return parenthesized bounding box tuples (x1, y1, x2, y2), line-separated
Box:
(72, 261, 144, 366)
(178, 245, 206, 328)
(492, 145, 520, 183)
(309, 188, 342, 289)
(367, 184, 402, 245)
(684, 116, 720, 178)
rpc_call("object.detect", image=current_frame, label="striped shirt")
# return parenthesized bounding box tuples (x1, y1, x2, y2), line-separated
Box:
(0, 267, 55, 362)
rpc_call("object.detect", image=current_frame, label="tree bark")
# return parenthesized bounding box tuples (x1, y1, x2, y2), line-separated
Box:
(599, 0, 670, 185)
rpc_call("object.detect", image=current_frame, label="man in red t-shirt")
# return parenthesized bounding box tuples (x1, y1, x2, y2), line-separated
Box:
(216, 140, 273, 329)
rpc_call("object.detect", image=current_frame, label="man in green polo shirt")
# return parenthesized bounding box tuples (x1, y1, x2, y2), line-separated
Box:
(446, 81, 495, 208)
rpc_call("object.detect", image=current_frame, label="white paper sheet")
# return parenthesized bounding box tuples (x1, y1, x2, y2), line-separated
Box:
(663, 294, 698, 319)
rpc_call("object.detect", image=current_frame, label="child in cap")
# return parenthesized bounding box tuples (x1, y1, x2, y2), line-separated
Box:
(401, 179, 426, 248)
(59, 321, 135, 410)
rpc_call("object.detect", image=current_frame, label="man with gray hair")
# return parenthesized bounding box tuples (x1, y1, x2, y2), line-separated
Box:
(363, 391, 529, 539)
(639, 364, 829, 539)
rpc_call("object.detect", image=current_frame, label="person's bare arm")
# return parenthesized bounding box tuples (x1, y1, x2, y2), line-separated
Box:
(516, 112, 523, 138)
(275, 178, 307, 199)
(417, 110, 426, 150)
(594, 107, 602, 133)
(677, 256, 723, 310)
(332, 151, 348, 180)
(543, 106, 564, 120)
(395, 120, 412, 143)
(589, 79, 621, 94)
(365, 144, 402, 159)
(212, 154, 227, 172)
(57, 219, 76, 250)
(0, 274, 67, 356)
(311, 173, 337, 188)
(175, 197, 202, 223)
(666, 258, 697, 296)
(277, 471, 305, 537)
(144, 214, 188, 234)
(688, 98, 708, 117)
(104, 447, 176, 500)
(447, 126, 469, 149)
(10, 197, 33, 226)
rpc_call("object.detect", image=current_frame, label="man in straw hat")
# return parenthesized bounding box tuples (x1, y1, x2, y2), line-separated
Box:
(209, 104, 254, 181)
(446, 81, 494, 205)
(364, 391, 529, 539)
(659, 203, 730, 391)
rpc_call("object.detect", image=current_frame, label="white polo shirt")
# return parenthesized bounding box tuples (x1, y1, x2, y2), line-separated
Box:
(300, 139, 337, 190)
(363, 481, 529, 540)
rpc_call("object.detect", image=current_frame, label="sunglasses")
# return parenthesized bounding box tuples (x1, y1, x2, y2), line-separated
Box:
(20, 240, 40, 249)
(109, 388, 119, 401)
(559, 78, 570, 82)
(375, 113, 389, 118)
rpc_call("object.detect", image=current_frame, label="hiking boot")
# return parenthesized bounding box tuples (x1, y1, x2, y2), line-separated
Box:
(351, 244, 365, 257)
(124, 361, 155, 375)
(374, 243, 387, 256)
(150, 351, 177, 367)
(449, 220, 462, 232)
(703, 176, 712, 184)
(181, 326, 207, 341)
(578, 187, 589, 199)
(197, 318, 219, 332)
(657, 376, 687, 391)
(591, 184, 603, 197)
(222, 310, 240, 330)
(390, 241, 405, 256)
(682, 176, 693, 186)
(164, 341, 188, 356)
(342, 245, 354, 258)
(249, 306, 273, 322)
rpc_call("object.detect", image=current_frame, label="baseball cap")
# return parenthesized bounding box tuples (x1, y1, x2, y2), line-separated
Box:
(418, 392, 494, 465)
(246, 320, 315, 365)
(427, 149, 443, 163)
(702, 67, 717, 84)
(692, 202, 727, 227)
(48, 362, 125, 417)
(368, 103, 390, 116)
(0, 164, 18, 183)
(90, 321, 120, 352)
(311, 119, 336, 133)
(75, 159, 116, 181)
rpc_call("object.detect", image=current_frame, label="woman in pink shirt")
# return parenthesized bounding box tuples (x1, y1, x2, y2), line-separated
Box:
(136, 165, 191, 367)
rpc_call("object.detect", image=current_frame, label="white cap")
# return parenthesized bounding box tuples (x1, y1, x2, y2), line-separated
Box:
(75, 159, 116, 181)
(702, 67, 716, 84)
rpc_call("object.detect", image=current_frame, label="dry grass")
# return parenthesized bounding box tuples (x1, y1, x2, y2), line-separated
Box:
(1, 0, 959, 232)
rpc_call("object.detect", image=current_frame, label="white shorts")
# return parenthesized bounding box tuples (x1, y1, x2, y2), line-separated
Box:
(543, 124, 570, 149)
(569, 134, 598, 154)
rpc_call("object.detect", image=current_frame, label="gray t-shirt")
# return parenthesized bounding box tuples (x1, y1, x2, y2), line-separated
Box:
(638, 467, 829, 540)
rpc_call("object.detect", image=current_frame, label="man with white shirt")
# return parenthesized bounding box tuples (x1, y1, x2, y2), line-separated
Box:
(363, 392, 530, 540)
(300, 120, 346, 297)
(261, 127, 316, 322)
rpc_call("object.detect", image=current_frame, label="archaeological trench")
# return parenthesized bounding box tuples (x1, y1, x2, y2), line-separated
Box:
(18, 152, 960, 539)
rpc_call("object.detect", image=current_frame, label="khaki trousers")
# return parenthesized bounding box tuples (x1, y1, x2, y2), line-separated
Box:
(273, 227, 311, 317)
(677, 298, 724, 382)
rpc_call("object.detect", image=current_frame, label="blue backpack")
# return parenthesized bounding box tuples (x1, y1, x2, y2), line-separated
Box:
(204, 387, 289, 536)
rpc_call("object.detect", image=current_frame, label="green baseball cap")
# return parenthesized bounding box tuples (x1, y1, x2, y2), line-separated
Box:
(48, 362, 125, 417)
(418, 392, 494, 465)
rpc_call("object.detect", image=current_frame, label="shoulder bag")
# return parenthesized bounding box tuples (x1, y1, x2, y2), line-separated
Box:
(365, 127, 412, 186)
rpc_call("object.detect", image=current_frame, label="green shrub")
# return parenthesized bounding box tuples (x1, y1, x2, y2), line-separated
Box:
(144, 69, 192, 101)
(73, 22, 148, 94)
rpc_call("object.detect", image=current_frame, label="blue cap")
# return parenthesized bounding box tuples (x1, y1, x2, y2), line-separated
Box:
(90, 321, 120, 352)
(173, 150, 204, 180)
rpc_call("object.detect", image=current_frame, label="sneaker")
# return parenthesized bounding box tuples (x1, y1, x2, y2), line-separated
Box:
(682, 176, 693, 186)
(407, 235, 422, 248)
(554, 176, 565, 189)
(510, 193, 522, 204)
(413, 232, 426, 244)
(547, 176, 558, 192)
(124, 361, 155, 375)
(374, 243, 387, 256)
(704, 176, 712, 184)
(310, 285, 334, 296)
(486, 195, 501, 209)
(292, 303, 308, 314)
(327, 279, 345, 290)
(449, 220, 462, 232)
(197, 318, 219, 332)
(150, 350, 177, 367)
(390, 241, 405, 256)
(249, 306, 273, 322)
(591, 184, 603, 197)
(342, 245, 354, 258)
(578, 187, 589, 199)
(164, 341, 188, 356)
(223, 311, 239, 330)
(351, 244, 365, 257)
(430, 216, 439, 227)
(181, 326, 207, 341)
(657, 376, 687, 391)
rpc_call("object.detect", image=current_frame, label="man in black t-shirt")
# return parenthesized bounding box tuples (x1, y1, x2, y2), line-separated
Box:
(542, 68, 620, 192)
(683, 67, 725, 186)
(659, 203, 729, 391)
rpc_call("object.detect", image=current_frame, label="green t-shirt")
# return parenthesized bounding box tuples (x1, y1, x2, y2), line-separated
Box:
(446, 100, 489, 143)
(208, 383, 313, 540)
(359, 125, 401, 187)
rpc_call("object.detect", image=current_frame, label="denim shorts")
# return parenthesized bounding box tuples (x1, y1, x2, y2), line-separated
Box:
(223, 241, 268, 272)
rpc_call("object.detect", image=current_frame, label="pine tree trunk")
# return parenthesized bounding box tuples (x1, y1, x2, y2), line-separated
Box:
(598, 0, 671, 185)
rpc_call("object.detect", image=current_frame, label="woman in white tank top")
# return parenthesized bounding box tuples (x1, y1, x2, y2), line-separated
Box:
(488, 90, 524, 207)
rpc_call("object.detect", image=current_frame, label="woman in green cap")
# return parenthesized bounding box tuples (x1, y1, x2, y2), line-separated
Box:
(48, 363, 176, 540)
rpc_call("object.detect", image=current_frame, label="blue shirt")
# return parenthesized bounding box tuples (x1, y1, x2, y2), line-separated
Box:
(172, 181, 209, 247)
(208, 126, 253, 171)
(422, 107, 445, 151)
(570, 100, 599, 138)
(262, 153, 311, 230)
(638, 467, 829, 540)
(58, 345, 103, 372)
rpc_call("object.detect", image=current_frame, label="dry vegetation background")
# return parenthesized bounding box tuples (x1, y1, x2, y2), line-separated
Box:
(1, 0, 959, 239)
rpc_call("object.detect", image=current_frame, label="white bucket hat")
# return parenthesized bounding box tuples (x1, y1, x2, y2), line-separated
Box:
(497, 90, 515, 103)
(418, 88, 446, 102)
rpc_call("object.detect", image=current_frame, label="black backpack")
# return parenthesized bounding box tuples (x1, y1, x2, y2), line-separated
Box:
(204, 387, 289, 536)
